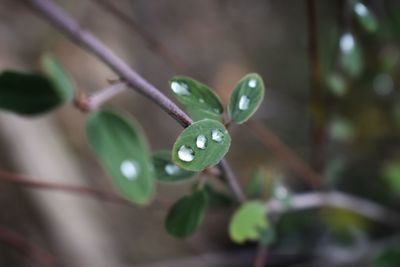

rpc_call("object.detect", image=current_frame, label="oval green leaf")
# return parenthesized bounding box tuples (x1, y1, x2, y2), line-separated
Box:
(245, 169, 265, 199)
(165, 189, 208, 238)
(86, 109, 155, 205)
(339, 32, 363, 77)
(0, 70, 64, 115)
(229, 201, 269, 244)
(353, 1, 378, 33)
(228, 73, 265, 124)
(172, 119, 231, 172)
(41, 54, 75, 102)
(169, 76, 223, 121)
(153, 151, 196, 183)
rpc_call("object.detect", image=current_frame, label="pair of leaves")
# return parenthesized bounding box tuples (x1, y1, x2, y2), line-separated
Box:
(0, 54, 75, 116)
(170, 74, 265, 125)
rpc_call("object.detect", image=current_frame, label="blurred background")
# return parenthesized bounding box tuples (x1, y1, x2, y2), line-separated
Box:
(1, 0, 400, 266)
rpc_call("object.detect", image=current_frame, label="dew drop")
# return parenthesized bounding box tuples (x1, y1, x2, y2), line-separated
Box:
(340, 33, 355, 53)
(211, 129, 224, 143)
(238, 95, 250, 110)
(248, 79, 257, 88)
(199, 98, 205, 103)
(275, 185, 289, 200)
(165, 164, 180, 175)
(178, 145, 195, 162)
(171, 81, 190, 96)
(196, 134, 207, 149)
(120, 160, 140, 180)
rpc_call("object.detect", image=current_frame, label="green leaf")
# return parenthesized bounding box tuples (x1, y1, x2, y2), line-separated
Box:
(86, 109, 155, 205)
(272, 181, 293, 208)
(382, 162, 400, 193)
(0, 70, 64, 115)
(245, 169, 264, 199)
(228, 73, 265, 124)
(353, 1, 378, 33)
(203, 183, 233, 208)
(165, 189, 208, 238)
(172, 119, 231, 172)
(371, 246, 400, 267)
(169, 76, 223, 121)
(326, 73, 347, 97)
(41, 54, 75, 102)
(152, 151, 196, 183)
(339, 33, 363, 77)
(229, 201, 269, 244)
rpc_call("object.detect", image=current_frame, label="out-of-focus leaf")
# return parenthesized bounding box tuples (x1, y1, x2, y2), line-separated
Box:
(165, 189, 208, 238)
(0, 71, 65, 115)
(339, 32, 363, 77)
(41, 54, 75, 102)
(228, 73, 265, 124)
(272, 181, 293, 208)
(229, 201, 269, 244)
(371, 246, 400, 267)
(169, 76, 223, 121)
(326, 73, 348, 97)
(382, 162, 400, 193)
(353, 1, 378, 33)
(86, 109, 155, 205)
(245, 169, 264, 199)
(328, 116, 356, 142)
(172, 119, 231, 172)
(153, 151, 196, 183)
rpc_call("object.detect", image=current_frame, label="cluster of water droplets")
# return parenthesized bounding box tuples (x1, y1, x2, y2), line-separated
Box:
(120, 160, 140, 180)
(177, 128, 225, 162)
(238, 78, 257, 111)
(171, 81, 190, 96)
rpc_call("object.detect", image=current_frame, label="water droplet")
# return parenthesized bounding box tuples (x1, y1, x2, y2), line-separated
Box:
(238, 95, 250, 110)
(248, 79, 257, 88)
(196, 135, 207, 149)
(340, 33, 355, 53)
(211, 129, 224, 143)
(354, 3, 368, 17)
(120, 160, 140, 180)
(165, 164, 180, 175)
(199, 98, 205, 103)
(171, 81, 190, 96)
(178, 145, 195, 162)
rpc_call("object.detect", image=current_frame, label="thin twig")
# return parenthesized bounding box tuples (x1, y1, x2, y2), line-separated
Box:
(306, 0, 325, 172)
(21, 0, 246, 202)
(266, 191, 400, 228)
(0, 225, 59, 267)
(0, 170, 130, 205)
(86, 82, 127, 111)
(91, 0, 190, 71)
(248, 120, 321, 188)
(254, 244, 268, 267)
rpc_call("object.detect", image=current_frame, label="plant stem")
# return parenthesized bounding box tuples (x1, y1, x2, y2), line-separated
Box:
(0, 170, 130, 204)
(306, 0, 325, 172)
(20, 0, 246, 203)
(86, 82, 127, 111)
(266, 191, 400, 228)
(254, 244, 268, 267)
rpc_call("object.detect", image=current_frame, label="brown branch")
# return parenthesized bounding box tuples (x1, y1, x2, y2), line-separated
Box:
(306, 0, 325, 172)
(266, 191, 400, 228)
(254, 244, 268, 267)
(248, 120, 321, 188)
(20, 0, 246, 203)
(0, 225, 59, 267)
(0, 170, 130, 205)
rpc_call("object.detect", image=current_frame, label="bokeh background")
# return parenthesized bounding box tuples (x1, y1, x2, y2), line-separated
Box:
(1, 0, 400, 266)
